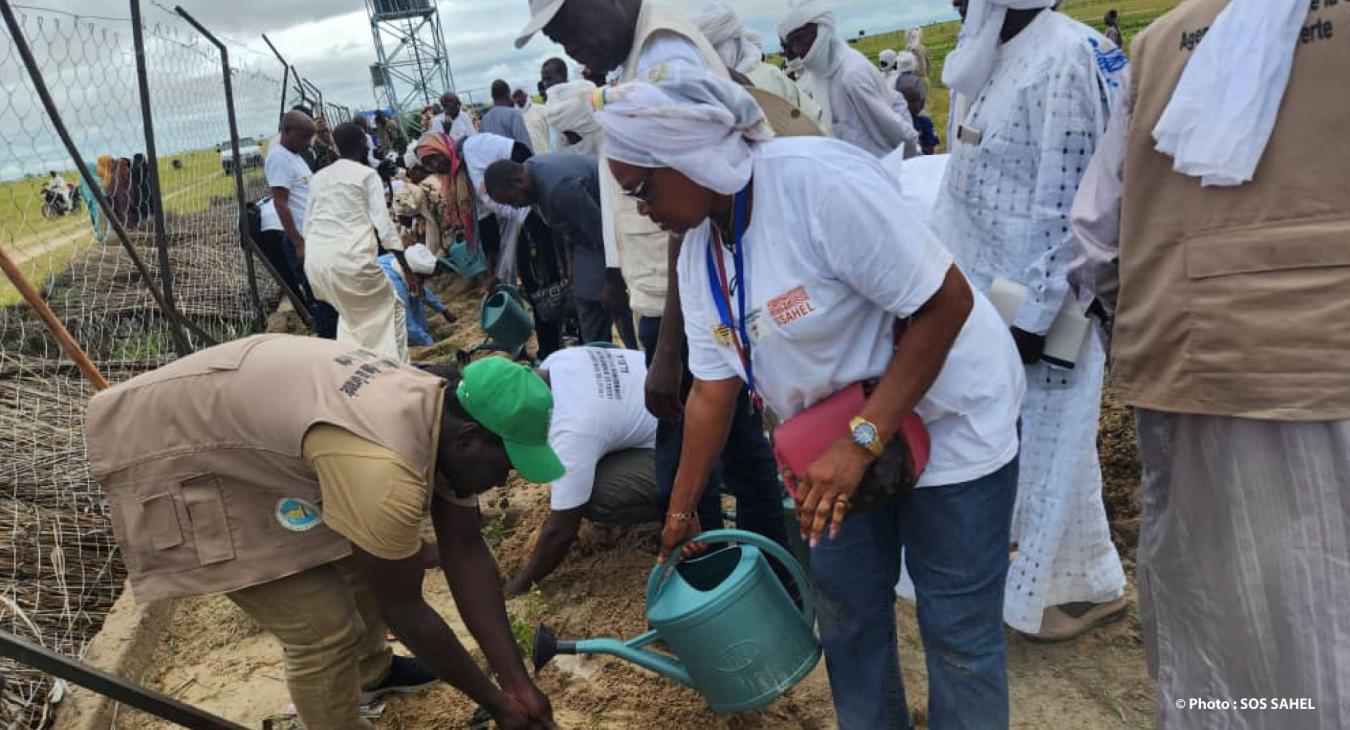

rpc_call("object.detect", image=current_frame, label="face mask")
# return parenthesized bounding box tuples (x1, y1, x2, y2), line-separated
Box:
(785, 57, 806, 75)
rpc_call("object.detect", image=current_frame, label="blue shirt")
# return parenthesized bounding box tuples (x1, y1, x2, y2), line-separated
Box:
(915, 115, 940, 151)
(481, 106, 534, 154)
(377, 254, 447, 346)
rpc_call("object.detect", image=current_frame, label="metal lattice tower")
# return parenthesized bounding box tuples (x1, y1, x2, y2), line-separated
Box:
(365, 0, 454, 117)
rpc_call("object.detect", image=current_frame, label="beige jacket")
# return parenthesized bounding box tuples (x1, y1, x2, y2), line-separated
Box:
(86, 335, 445, 602)
(599, 2, 729, 317)
(1077, 0, 1350, 421)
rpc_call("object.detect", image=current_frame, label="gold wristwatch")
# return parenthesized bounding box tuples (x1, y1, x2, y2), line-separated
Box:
(849, 416, 885, 458)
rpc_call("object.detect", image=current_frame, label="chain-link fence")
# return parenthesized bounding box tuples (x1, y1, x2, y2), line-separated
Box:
(0, 2, 355, 725)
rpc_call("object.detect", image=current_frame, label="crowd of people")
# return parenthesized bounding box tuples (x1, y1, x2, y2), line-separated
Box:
(83, 1, 1348, 729)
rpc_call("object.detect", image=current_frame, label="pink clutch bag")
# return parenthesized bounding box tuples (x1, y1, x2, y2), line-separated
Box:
(772, 383, 931, 500)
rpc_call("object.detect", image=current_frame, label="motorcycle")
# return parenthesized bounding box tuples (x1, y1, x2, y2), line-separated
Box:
(39, 184, 81, 219)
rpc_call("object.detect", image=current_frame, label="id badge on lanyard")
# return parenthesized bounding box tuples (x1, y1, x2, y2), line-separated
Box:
(705, 186, 762, 414)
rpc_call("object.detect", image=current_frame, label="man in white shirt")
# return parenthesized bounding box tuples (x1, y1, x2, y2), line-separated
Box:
(433, 92, 476, 141)
(258, 110, 337, 336)
(517, 0, 789, 549)
(504, 347, 658, 596)
(779, 0, 918, 158)
(934, 0, 1128, 642)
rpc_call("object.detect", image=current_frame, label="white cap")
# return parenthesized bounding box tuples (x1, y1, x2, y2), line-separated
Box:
(405, 243, 438, 276)
(514, 0, 566, 49)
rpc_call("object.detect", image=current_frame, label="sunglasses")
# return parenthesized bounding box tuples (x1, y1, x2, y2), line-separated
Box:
(623, 173, 653, 205)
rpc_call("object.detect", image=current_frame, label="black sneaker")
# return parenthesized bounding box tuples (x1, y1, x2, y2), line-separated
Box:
(359, 655, 439, 704)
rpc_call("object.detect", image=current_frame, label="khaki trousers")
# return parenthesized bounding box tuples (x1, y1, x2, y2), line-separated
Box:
(227, 557, 392, 730)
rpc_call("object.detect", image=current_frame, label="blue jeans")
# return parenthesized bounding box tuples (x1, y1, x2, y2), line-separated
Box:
(811, 457, 1018, 730)
(637, 316, 786, 546)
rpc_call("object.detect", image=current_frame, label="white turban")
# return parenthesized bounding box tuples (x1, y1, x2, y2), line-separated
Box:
(1153, 0, 1307, 186)
(404, 243, 438, 275)
(878, 49, 897, 71)
(779, 0, 844, 123)
(693, 2, 764, 75)
(905, 26, 923, 50)
(544, 80, 602, 154)
(777, 0, 834, 42)
(895, 51, 917, 75)
(593, 65, 774, 195)
(943, 0, 1056, 99)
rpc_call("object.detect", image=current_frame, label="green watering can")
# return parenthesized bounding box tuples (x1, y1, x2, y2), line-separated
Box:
(455, 284, 534, 367)
(437, 235, 487, 279)
(533, 529, 820, 714)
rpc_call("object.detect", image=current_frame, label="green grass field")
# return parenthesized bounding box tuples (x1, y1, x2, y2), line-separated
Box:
(0, 144, 266, 305)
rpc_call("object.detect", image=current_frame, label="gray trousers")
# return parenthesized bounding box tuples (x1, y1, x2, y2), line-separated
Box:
(576, 297, 638, 350)
(1135, 409, 1350, 729)
(582, 448, 659, 525)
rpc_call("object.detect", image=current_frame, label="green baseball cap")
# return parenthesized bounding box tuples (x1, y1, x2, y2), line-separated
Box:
(456, 357, 564, 484)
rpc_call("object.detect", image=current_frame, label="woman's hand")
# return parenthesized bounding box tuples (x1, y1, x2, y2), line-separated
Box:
(658, 512, 703, 563)
(795, 438, 872, 546)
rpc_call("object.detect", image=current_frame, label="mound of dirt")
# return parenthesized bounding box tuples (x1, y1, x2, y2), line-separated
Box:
(108, 271, 1153, 729)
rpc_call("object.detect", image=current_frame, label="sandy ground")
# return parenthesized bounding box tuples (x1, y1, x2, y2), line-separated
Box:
(110, 274, 1157, 729)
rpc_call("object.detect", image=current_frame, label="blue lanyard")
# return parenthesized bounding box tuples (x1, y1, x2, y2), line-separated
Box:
(705, 186, 754, 396)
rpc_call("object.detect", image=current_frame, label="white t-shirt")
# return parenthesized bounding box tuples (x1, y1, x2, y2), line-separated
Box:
(541, 348, 658, 510)
(260, 145, 312, 234)
(678, 137, 1025, 488)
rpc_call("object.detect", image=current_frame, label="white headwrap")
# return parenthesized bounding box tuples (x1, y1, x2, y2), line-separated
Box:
(404, 243, 438, 275)
(905, 26, 923, 51)
(693, 2, 765, 76)
(593, 65, 774, 195)
(878, 49, 897, 71)
(544, 80, 602, 155)
(895, 51, 917, 75)
(943, 0, 1056, 99)
(778, 0, 843, 125)
(778, 0, 843, 79)
(1152, 0, 1307, 187)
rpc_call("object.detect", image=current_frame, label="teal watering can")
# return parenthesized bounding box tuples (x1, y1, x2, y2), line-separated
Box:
(455, 284, 536, 365)
(532, 529, 820, 714)
(437, 235, 487, 279)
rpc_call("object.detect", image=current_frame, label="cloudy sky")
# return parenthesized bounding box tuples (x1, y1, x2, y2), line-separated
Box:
(90, 0, 956, 108)
(3, 0, 956, 178)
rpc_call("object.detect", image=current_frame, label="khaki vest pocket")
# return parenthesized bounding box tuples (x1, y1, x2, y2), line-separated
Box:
(140, 493, 183, 550)
(182, 474, 236, 566)
(1183, 216, 1350, 377)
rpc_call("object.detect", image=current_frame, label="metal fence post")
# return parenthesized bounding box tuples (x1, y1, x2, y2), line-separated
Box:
(172, 5, 268, 332)
(129, 0, 194, 356)
(0, 0, 194, 357)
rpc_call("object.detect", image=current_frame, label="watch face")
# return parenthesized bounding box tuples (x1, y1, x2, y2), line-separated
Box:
(853, 421, 879, 446)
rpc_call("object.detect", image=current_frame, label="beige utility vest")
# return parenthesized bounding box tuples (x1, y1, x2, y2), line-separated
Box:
(86, 334, 445, 602)
(1114, 0, 1350, 421)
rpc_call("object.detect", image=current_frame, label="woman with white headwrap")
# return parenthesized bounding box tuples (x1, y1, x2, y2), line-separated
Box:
(693, 1, 828, 133)
(595, 65, 1025, 728)
(778, 0, 917, 158)
(933, 1, 1132, 642)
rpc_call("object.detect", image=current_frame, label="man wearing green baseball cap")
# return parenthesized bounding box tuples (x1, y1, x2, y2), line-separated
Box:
(86, 335, 562, 730)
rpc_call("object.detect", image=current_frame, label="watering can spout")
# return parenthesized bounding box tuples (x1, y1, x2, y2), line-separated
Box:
(531, 624, 694, 688)
(531, 624, 575, 672)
